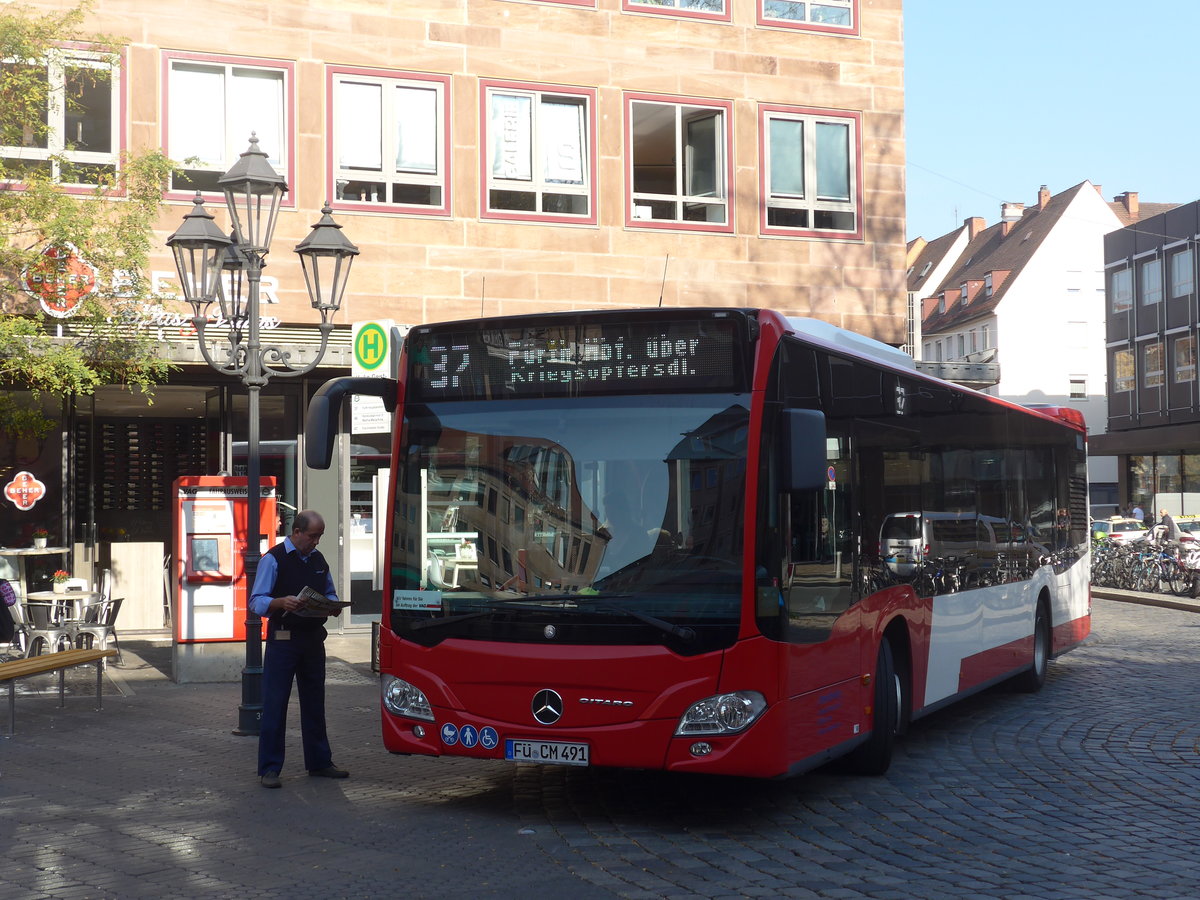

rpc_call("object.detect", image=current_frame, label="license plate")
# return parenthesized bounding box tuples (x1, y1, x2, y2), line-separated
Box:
(505, 739, 589, 767)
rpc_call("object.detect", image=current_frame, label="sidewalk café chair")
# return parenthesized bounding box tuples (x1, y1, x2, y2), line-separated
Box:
(22, 601, 73, 657)
(70, 575, 123, 666)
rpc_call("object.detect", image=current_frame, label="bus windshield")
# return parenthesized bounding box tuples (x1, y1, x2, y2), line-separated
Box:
(390, 394, 750, 652)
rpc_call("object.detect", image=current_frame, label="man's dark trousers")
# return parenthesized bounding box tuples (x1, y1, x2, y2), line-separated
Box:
(257, 628, 332, 775)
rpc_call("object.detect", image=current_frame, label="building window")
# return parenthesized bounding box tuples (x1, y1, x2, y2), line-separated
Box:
(1, 49, 121, 187)
(1114, 348, 1134, 392)
(984, 272, 993, 297)
(1176, 335, 1197, 384)
(981, 324, 990, 349)
(934, 341, 943, 362)
(627, 93, 732, 232)
(1069, 378, 1086, 400)
(969, 329, 977, 353)
(624, 0, 730, 22)
(759, 0, 856, 34)
(481, 81, 596, 224)
(760, 105, 859, 238)
(1140, 257, 1162, 305)
(960, 283, 968, 305)
(937, 293, 945, 314)
(329, 68, 450, 216)
(1144, 342, 1164, 388)
(1170, 248, 1194, 298)
(956, 334, 965, 358)
(1110, 267, 1132, 312)
(165, 53, 291, 197)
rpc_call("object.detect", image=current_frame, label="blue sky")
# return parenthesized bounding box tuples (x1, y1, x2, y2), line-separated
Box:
(904, 2, 1200, 241)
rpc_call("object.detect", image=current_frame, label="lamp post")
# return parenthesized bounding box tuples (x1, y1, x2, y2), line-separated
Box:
(167, 135, 359, 736)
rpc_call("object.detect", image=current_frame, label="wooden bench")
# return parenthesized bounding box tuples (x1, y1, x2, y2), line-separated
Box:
(0, 648, 118, 737)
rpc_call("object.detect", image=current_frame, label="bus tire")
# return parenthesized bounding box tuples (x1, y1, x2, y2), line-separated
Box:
(1012, 601, 1050, 693)
(845, 637, 899, 776)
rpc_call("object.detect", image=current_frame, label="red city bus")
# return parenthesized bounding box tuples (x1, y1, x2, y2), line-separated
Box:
(307, 308, 1090, 777)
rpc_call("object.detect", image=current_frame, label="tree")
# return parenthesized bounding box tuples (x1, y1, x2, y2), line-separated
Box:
(0, 1, 177, 438)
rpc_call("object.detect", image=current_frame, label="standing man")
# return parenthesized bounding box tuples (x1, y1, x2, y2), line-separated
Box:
(1130, 502, 1145, 523)
(251, 509, 348, 788)
(1158, 508, 1182, 543)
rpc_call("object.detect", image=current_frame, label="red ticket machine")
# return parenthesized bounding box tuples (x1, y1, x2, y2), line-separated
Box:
(173, 476, 277, 647)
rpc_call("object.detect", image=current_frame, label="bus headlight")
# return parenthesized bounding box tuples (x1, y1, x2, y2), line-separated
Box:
(381, 674, 434, 721)
(675, 691, 766, 736)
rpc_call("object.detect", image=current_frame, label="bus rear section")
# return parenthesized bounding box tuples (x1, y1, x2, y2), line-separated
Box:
(308, 307, 1090, 779)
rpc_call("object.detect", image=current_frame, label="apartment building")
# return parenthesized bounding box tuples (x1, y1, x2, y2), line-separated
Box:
(1096, 199, 1200, 515)
(1, 0, 906, 626)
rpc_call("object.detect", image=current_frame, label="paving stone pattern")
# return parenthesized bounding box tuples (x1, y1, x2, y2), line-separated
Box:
(1, 599, 1197, 899)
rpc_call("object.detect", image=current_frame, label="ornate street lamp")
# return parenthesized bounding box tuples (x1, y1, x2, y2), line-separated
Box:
(167, 135, 358, 736)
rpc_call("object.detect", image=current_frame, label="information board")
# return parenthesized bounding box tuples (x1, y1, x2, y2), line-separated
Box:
(407, 314, 747, 401)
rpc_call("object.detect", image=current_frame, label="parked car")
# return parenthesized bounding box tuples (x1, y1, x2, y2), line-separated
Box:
(1175, 516, 1199, 543)
(1096, 517, 1149, 545)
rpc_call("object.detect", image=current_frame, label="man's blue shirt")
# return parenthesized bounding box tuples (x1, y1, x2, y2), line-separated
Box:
(249, 536, 338, 617)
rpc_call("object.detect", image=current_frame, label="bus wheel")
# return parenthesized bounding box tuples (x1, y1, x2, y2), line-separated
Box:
(1012, 602, 1050, 693)
(845, 638, 900, 776)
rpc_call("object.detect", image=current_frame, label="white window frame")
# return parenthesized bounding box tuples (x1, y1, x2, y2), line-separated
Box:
(1069, 377, 1087, 400)
(1114, 348, 1134, 393)
(627, 93, 733, 233)
(164, 52, 293, 201)
(480, 81, 596, 224)
(1110, 267, 1132, 313)
(1144, 342, 1165, 388)
(758, 0, 857, 34)
(760, 104, 860, 239)
(328, 67, 450, 217)
(1, 47, 122, 188)
(1140, 257, 1162, 306)
(1170, 247, 1194, 299)
(1175, 335, 1196, 384)
(624, 0, 730, 23)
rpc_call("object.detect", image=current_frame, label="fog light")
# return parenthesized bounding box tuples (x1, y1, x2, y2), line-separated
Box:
(413, 725, 426, 738)
(690, 741, 712, 757)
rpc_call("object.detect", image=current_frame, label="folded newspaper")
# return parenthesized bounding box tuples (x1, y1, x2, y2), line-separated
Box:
(294, 585, 352, 618)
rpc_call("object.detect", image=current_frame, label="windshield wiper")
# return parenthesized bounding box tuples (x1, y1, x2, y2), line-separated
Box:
(575, 599, 696, 643)
(406, 595, 584, 630)
(408, 610, 493, 632)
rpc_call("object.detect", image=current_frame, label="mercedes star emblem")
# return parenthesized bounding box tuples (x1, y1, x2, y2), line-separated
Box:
(532, 689, 563, 725)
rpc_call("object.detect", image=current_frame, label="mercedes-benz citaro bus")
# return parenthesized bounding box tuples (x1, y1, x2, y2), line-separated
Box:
(306, 308, 1090, 778)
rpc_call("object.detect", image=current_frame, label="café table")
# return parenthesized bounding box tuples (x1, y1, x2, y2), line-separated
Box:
(25, 589, 101, 623)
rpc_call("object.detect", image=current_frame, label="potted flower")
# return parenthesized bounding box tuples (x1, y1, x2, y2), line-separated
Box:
(32, 528, 50, 549)
(52, 569, 71, 594)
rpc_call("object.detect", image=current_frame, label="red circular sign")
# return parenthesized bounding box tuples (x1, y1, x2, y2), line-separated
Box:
(22, 242, 98, 318)
(4, 471, 47, 511)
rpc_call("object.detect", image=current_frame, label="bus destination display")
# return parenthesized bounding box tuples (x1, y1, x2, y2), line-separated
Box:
(408, 318, 744, 399)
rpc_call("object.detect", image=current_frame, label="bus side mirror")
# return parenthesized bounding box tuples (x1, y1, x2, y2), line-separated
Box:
(780, 408, 827, 492)
(305, 377, 398, 470)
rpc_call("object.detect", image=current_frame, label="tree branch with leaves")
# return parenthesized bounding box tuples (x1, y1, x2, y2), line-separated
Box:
(1, 1, 179, 438)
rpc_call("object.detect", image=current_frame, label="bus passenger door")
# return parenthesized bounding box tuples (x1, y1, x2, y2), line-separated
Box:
(779, 422, 862, 760)
(782, 424, 859, 653)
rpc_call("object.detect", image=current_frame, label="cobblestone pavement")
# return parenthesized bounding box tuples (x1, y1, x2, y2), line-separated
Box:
(2, 598, 1198, 899)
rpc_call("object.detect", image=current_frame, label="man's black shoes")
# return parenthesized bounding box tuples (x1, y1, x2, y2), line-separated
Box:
(308, 765, 349, 779)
